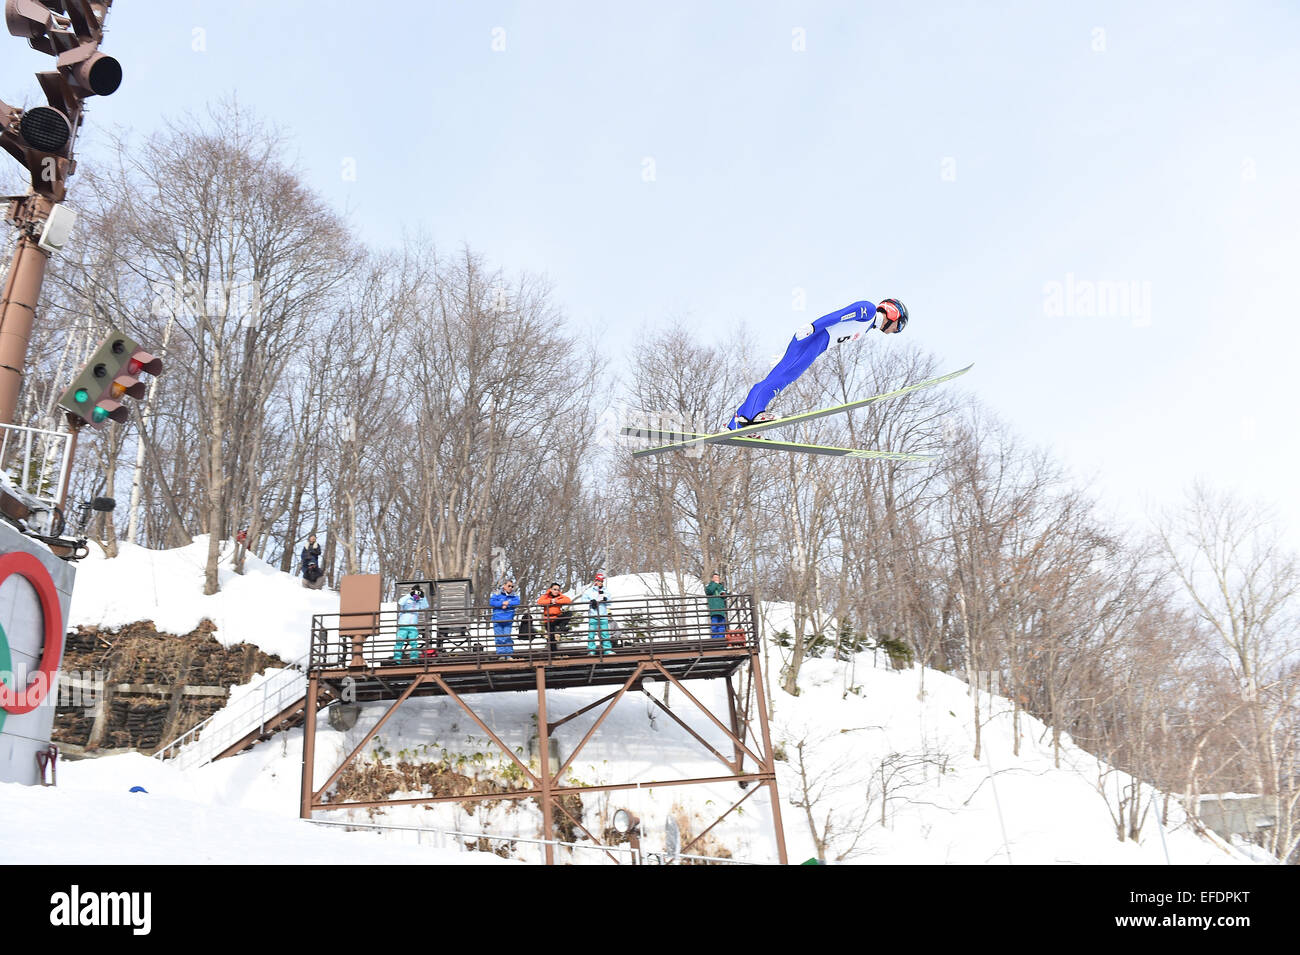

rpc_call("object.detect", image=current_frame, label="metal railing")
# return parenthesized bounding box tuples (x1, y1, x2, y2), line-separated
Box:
(153, 654, 309, 769)
(306, 818, 754, 865)
(309, 592, 757, 671)
(0, 421, 74, 528)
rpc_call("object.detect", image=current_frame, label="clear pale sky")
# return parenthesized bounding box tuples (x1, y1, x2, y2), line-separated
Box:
(4, 1, 1298, 544)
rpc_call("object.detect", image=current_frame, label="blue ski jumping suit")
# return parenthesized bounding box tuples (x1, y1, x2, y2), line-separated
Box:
(729, 300, 879, 429)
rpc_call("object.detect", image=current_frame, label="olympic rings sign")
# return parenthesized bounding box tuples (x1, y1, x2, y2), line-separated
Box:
(0, 551, 64, 716)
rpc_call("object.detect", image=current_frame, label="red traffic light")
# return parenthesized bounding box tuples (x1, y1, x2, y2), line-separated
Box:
(126, 350, 162, 377)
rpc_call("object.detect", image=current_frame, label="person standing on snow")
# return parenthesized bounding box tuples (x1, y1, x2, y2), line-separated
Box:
(578, 572, 612, 656)
(394, 585, 429, 662)
(299, 533, 325, 589)
(728, 298, 908, 429)
(490, 579, 521, 657)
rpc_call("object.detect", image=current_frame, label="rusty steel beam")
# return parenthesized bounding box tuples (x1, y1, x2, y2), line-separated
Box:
(310, 770, 776, 813)
(536, 666, 555, 866)
(552, 663, 645, 782)
(300, 676, 319, 818)
(648, 661, 767, 770)
(313, 673, 427, 803)
(748, 650, 788, 864)
(552, 798, 623, 865)
(726, 676, 746, 777)
(546, 688, 621, 733)
(680, 780, 762, 856)
(550, 772, 770, 796)
(678, 651, 708, 680)
(314, 789, 539, 811)
(428, 673, 540, 787)
(645, 693, 737, 774)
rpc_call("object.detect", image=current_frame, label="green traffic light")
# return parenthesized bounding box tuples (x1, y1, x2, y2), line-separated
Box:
(73, 388, 89, 403)
(92, 406, 109, 423)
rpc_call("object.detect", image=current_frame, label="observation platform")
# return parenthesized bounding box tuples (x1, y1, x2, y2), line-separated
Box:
(300, 587, 786, 862)
(308, 592, 758, 701)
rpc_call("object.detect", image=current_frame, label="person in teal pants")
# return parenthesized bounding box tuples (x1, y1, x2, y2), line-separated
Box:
(394, 586, 428, 661)
(578, 573, 612, 655)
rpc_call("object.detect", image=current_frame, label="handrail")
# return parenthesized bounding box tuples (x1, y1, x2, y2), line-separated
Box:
(155, 592, 757, 764)
(0, 421, 74, 520)
(153, 653, 309, 769)
(308, 592, 755, 671)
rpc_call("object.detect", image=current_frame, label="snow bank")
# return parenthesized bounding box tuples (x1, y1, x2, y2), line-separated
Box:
(68, 537, 335, 661)
(0, 776, 509, 865)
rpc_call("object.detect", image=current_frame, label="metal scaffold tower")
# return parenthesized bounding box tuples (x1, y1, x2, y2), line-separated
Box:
(299, 577, 788, 864)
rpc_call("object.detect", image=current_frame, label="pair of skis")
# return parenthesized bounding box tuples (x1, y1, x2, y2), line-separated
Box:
(623, 363, 972, 460)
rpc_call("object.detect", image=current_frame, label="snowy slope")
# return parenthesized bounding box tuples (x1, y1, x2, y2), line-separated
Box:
(9, 544, 1260, 864)
(0, 754, 508, 864)
(769, 657, 1244, 864)
(68, 537, 336, 661)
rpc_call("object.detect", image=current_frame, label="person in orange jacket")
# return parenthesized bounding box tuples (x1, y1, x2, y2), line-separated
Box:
(537, 582, 572, 652)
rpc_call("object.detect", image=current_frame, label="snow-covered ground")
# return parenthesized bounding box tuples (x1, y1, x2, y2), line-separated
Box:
(0, 753, 507, 865)
(2, 538, 1260, 865)
(67, 537, 336, 661)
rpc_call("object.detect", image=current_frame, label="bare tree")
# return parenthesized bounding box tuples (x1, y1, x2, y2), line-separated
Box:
(1157, 481, 1300, 860)
(75, 102, 352, 591)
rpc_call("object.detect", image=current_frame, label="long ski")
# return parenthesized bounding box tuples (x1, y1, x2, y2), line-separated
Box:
(620, 426, 936, 460)
(628, 363, 972, 458)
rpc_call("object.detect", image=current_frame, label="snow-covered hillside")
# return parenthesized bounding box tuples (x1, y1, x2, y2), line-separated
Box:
(67, 537, 336, 661)
(1, 538, 1258, 865)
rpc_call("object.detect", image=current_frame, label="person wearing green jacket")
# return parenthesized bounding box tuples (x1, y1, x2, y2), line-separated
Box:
(705, 572, 728, 639)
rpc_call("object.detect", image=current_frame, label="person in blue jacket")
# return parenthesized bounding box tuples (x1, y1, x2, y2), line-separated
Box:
(578, 572, 612, 656)
(490, 579, 521, 656)
(728, 298, 908, 429)
(394, 585, 429, 662)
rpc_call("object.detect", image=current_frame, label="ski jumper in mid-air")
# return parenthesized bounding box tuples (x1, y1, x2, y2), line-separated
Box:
(728, 298, 908, 429)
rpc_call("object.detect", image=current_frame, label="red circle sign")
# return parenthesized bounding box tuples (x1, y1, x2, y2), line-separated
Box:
(0, 551, 63, 715)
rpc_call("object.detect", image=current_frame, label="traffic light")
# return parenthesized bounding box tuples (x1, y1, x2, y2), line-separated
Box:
(2, 1, 121, 198)
(58, 329, 163, 430)
(6, 1, 121, 92)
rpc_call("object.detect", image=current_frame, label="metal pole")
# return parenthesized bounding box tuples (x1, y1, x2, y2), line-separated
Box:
(726, 676, 746, 776)
(300, 675, 319, 819)
(749, 650, 788, 864)
(0, 225, 52, 428)
(536, 665, 555, 866)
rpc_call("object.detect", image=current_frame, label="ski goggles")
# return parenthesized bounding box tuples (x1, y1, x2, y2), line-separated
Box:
(876, 299, 908, 333)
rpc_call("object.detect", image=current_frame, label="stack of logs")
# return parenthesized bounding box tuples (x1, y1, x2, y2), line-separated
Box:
(54, 620, 286, 754)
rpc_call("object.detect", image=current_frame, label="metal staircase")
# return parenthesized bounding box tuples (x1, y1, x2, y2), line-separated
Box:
(153, 655, 329, 769)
